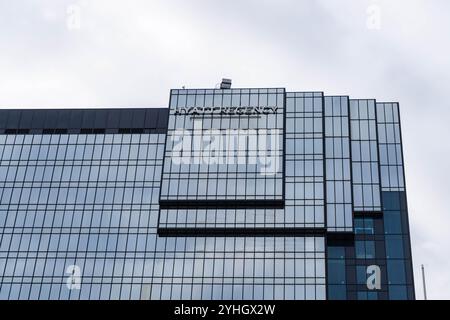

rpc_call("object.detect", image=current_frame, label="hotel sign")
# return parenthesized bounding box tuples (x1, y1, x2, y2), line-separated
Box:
(174, 106, 278, 116)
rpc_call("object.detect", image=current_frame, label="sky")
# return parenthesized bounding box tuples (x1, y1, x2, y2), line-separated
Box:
(0, 0, 449, 299)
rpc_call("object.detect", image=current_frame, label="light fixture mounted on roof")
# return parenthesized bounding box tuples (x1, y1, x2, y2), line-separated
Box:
(220, 78, 232, 89)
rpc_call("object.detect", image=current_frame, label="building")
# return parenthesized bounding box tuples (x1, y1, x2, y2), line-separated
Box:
(0, 86, 415, 300)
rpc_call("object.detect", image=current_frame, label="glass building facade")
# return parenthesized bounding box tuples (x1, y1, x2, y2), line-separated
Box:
(0, 88, 414, 300)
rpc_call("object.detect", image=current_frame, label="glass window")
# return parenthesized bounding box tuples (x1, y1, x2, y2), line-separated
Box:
(387, 260, 406, 284)
(386, 235, 404, 258)
(328, 260, 345, 284)
(328, 247, 345, 259)
(356, 265, 367, 285)
(328, 285, 346, 300)
(354, 218, 374, 234)
(389, 285, 407, 300)
(384, 211, 402, 234)
(383, 192, 401, 210)
(356, 241, 375, 259)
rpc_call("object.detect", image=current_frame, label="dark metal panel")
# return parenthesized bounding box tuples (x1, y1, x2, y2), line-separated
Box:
(93, 110, 107, 128)
(30, 110, 45, 128)
(81, 109, 94, 128)
(144, 109, 157, 128)
(0, 108, 169, 131)
(156, 108, 169, 129)
(159, 199, 284, 209)
(158, 227, 326, 237)
(5, 110, 20, 129)
(56, 109, 70, 129)
(131, 109, 145, 128)
(106, 109, 120, 129)
(0, 110, 8, 128)
(119, 109, 133, 128)
(19, 111, 33, 129)
(44, 110, 58, 129)
(69, 110, 83, 129)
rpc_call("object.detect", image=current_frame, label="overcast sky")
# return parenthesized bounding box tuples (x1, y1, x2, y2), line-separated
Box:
(1, 0, 449, 299)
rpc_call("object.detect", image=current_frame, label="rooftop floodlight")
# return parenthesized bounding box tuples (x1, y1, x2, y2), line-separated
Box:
(220, 78, 232, 89)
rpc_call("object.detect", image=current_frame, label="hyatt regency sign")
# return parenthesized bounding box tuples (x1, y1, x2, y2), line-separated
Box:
(174, 106, 278, 116)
